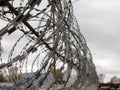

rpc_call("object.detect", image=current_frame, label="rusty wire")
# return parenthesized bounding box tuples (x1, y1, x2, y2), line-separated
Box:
(0, 0, 98, 90)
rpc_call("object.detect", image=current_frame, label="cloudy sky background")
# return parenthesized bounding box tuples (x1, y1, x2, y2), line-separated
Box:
(73, 0, 120, 82)
(1, 0, 120, 82)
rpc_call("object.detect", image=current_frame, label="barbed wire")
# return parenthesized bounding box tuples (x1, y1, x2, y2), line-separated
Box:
(0, 0, 98, 90)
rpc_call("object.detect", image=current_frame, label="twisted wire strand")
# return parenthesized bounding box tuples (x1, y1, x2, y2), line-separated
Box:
(0, 0, 98, 90)
(0, 37, 2, 63)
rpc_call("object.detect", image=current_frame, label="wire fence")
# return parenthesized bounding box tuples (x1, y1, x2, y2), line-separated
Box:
(0, 0, 98, 90)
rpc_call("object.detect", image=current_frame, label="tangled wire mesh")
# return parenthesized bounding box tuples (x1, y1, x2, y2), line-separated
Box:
(0, 0, 98, 90)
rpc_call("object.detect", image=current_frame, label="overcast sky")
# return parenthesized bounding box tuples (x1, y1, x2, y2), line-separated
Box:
(73, 0, 120, 82)
(1, 0, 120, 83)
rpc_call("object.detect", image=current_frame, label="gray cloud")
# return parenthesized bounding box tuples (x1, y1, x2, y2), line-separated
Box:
(73, 0, 120, 82)
(0, 0, 120, 82)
